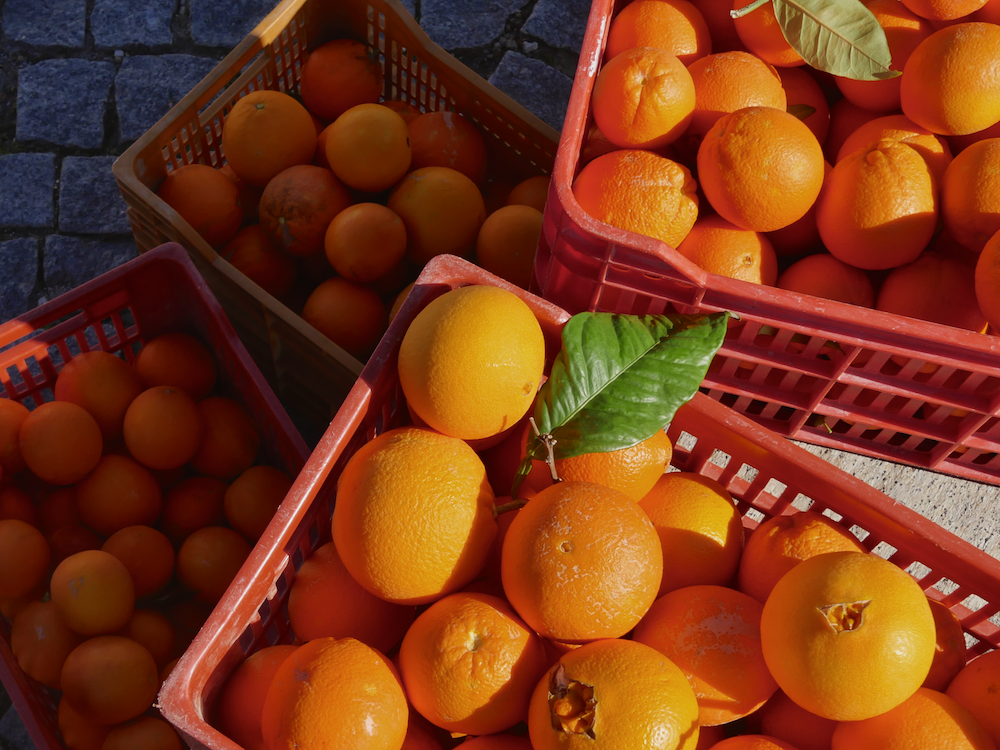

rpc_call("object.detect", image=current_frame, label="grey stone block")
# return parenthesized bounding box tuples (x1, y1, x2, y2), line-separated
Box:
(523, 0, 591, 53)
(42, 235, 137, 301)
(3, 0, 86, 47)
(189, 0, 276, 48)
(421, 0, 523, 49)
(0, 153, 56, 229)
(0, 703, 34, 750)
(0, 239, 40, 322)
(489, 52, 573, 131)
(59, 156, 131, 235)
(115, 55, 220, 143)
(16, 60, 116, 149)
(92, 0, 174, 47)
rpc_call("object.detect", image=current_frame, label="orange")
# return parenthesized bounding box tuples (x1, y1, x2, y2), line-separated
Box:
(776, 253, 876, 308)
(0, 398, 28, 475)
(224, 465, 293, 542)
(711, 738, 800, 750)
(732, 0, 804, 66)
(536, 428, 673, 502)
(50, 549, 135, 636)
(159, 475, 228, 543)
(176, 525, 252, 603)
(475, 204, 543, 290)
(388, 166, 487, 265)
(832, 686, 995, 749)
(102, 716, 183, 750)
(324, 202, 408, 283)
(902, 0, 989, 20)
(505, 174, 549, 213)
(122, 608, 177, 671)
(75, 454, 162, 536)
(592, 47, 695, 149)
(634, 585, 779, 726)
(761, 550, 936, 721)
(923, 599, 968, 691)
(975, 226, 1000, 331)
(37, 486, 81, 536)
(777, 66, 830, 146)
(502, 481, 662, 642)
(737, 510, 867, 604)
(221, 89, 316, 188)
(332, 426, 497, 604)
(949, 119, 1000, 156)
(943, 137, 1000, 251)
(216, 644, 298, 750)
(298, 38, 383, 123)
(699, 106, 824, 232)
(676, 215, 778, 284)
(398, 285, 545, 441)
(408, 111, 488, 184)
(527, 638, 700, 750)
(824, 96, 881, 164)
(155, 164, 243, 247)
(261, 637, 408, 750)
(752, 690, 838, 750)
(134, 331, 217, 400)
(101, 525, 175, 598)
(221, 224, 298, 298)
(287, 539, 416, 653)
(572, 149, 699, 249)
(638, 472, 744, 597)
(947, 648, 1000, 746)
(258, 164, 353, 257)
(816, 139, 938, 270)
(19, 401, 102, 485)
(60, 635, 159, 725)
(190, 396, 260, 479)
(301, 276, 389, 359)
(54, 351, 143, 441)
(876, 251, 988, 331)
(901, 23, 1000, 136)
(0, 485, 38, 526)
(123, 386, 203, 470)
(686, 51, 787, 138)
(57, 695, 111, 750)
(325, 103, 413, 191)
(605, 0, 711, 65)
(48, 524, 103, 567)
(836, 0, 934, 113)
(382, 99, 422, 124)
(220, 161, 263, 223)
(836, 113, 954, 188)
(11, 600, 84, 689)
(399, 591, 549, 735)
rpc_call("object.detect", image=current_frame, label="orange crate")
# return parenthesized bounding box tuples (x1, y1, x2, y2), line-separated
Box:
(533, 0, 1000, 485)
(112, 0, 560, 437)
(0, 243, 311, 750)
(159, 254, 1000, 750)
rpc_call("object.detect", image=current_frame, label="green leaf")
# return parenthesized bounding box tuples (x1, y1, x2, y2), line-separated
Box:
(526, 312, 729, 462)
(734, 0, 900, 82)
(787, 103, 817, 121)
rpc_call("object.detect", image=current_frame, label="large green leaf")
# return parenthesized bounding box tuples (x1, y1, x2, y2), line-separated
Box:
(734, 0, 899, 81)
(526, 311, 728, 463)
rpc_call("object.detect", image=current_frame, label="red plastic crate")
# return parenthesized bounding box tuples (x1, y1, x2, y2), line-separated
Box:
(0, 243, 311, 750)
(532, 0, 1000, 486)
(159, 254, 1000, 750)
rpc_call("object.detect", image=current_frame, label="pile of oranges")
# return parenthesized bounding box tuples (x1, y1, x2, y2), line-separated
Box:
(574, 0, 1000, 337)
(0, 331, 294, 749)
(205, 279, 1000, 750)
(155, 37, 549, 362)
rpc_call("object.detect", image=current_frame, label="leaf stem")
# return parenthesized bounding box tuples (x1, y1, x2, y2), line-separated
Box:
(730, 0, 769, 20)
(494, 497, 527, 515)
(530, 417, 561, 483)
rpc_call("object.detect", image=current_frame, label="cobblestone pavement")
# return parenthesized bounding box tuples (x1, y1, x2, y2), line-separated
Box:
(0, 0, 586, 746)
